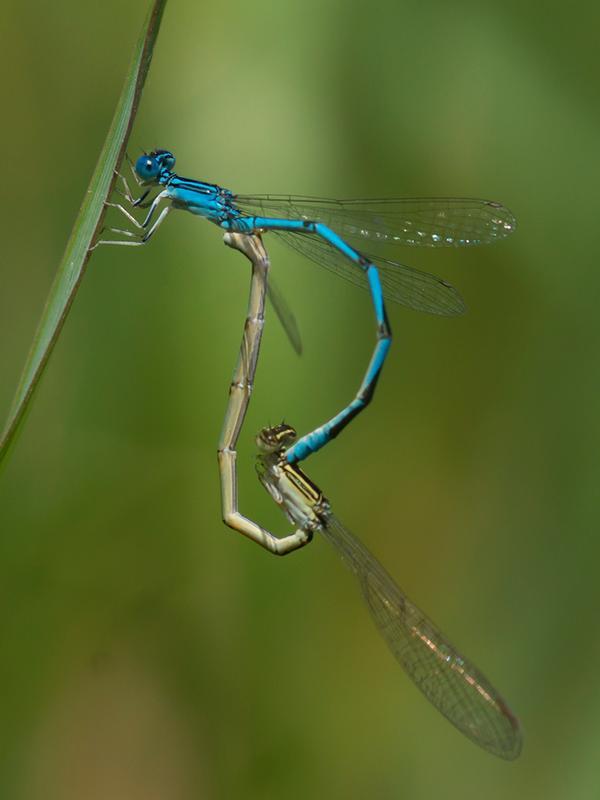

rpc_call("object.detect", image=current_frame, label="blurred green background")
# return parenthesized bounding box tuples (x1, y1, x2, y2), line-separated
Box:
(1, 0, 599, 797)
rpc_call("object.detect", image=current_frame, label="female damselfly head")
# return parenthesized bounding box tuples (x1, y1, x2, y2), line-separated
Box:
(256, 423, 297, 454)
(134, 149, 176, 182)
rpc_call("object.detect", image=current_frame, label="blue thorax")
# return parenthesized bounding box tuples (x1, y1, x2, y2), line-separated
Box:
(135, 149, 239, 225)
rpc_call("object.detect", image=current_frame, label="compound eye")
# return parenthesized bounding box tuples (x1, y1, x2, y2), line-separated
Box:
(135, 154, 159, 182)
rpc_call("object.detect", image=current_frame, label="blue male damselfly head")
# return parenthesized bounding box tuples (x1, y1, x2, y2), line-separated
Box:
(134, 149, 176, 183)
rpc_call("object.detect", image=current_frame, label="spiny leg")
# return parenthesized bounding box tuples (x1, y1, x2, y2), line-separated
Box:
(105, 201, 146, 230)
(100, 182, 163, 238)
(93, 200, 172, 249)
(92, 161, 170, 248)
(108, 188, 170, 229)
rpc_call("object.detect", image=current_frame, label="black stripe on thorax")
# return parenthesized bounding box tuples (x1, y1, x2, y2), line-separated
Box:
(281, 462, 323, 505)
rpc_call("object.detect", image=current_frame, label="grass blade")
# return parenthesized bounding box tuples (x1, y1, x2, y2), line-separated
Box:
(0, 0, 167, 468)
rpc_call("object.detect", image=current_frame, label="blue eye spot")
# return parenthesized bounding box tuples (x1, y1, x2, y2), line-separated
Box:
(135, 154, 159, 181)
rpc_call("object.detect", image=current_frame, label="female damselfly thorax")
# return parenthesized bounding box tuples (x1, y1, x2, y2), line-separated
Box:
(256, 423, 330, 534)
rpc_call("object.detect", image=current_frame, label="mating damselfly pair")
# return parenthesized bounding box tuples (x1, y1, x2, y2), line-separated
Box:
(96, 150, 521, 758)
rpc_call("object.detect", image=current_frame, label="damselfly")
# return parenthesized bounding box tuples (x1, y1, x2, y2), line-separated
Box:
(97, 150, 515, 465)
(255, 422, 522, 759)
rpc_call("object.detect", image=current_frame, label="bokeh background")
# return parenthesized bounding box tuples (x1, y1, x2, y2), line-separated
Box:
(1, 1, 599, 797)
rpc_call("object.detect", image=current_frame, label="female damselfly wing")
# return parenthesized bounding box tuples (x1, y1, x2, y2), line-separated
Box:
(320, 514, 522, 760)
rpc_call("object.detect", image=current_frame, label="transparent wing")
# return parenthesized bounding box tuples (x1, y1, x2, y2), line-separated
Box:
(234, 195, 516, 250)
(320, 515, 522, 760)
(267, 273, 302, 355)
(273, 230, 464, 316)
